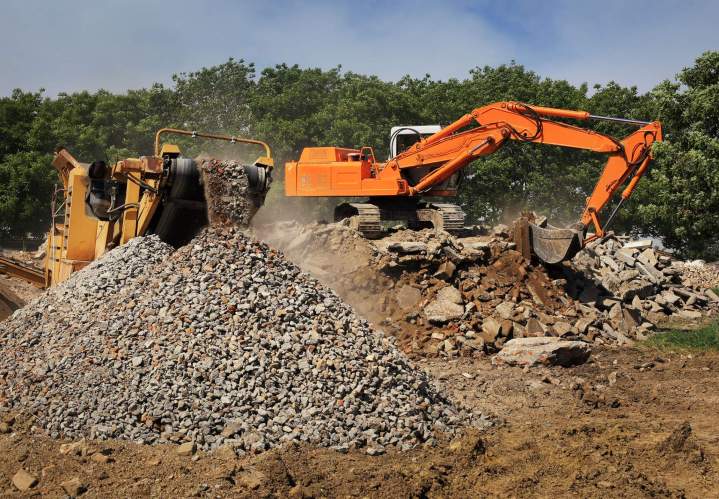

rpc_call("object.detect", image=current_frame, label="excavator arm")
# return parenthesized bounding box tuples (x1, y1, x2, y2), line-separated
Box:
(386, 101, 662, 262)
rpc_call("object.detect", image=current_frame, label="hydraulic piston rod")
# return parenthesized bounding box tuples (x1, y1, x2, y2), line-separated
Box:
(588, 114, 652, 126)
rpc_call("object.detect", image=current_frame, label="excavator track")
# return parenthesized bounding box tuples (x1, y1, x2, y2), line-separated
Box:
(416, 203, 466, 232)
(335, 200, 466, 238)
(334, 203, 382, 238)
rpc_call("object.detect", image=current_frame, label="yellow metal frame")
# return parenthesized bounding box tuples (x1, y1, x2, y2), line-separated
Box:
(154, 128, 274, 170)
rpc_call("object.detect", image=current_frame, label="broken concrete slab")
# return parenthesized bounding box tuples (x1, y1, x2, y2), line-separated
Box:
(637, 248, 659, 268)
(623, 239, 653, 250)
(495, 302, 515, 320)
(677, 309, 702, 320)
(434, 260, 456, 280)
(424, 286, 464, 324)
(553, 321, 573, 337)
(492, 337, 591, 368)
(636, 261, 665, 284)
(481, 318, 501, 342)
(387, 241, 427, 254)
(615, 249, 637, 267)
(525, 318, 545, 337)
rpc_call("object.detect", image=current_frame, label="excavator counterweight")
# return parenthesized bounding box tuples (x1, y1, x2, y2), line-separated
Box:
(285, 101, 662, 263)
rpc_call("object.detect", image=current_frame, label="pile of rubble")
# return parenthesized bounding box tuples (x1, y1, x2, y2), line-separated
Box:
(674, 259, 719, 291)
(257, 222, 718, 358)
(0, 227, 477, 453)
(569, 234, 719, 325)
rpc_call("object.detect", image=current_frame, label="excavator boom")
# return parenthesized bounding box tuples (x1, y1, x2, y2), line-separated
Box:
(285, 101, 662, 263)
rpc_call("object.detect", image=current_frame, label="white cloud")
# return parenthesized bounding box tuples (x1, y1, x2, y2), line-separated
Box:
(0, 0, 715, 95)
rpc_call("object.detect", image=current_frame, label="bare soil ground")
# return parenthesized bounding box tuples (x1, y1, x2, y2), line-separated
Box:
(1, 345, 716, 497)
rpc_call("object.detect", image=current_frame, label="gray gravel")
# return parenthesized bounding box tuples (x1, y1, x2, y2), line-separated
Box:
(0, 227, 477, 453)
(200, 159, 268, 227)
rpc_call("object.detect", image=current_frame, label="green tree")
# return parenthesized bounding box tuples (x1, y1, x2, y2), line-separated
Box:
(633, 51, 719, 258)
(172, 58, 255, 135)
(0, 90, 43, 159)
(0, 151, 55, 238)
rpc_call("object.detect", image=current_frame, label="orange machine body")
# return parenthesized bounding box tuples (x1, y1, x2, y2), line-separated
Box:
(285, 101, 662, 237)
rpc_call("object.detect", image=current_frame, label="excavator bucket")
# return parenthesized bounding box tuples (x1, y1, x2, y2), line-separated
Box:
(529, 223, 584, 264)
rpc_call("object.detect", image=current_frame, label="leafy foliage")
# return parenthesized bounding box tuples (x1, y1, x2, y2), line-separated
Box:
(630, 52, 719, 259)
(0, 53, 717, 259)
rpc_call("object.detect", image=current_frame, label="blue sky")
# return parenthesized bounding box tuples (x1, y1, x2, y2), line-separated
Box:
(1, 0, 716, 96)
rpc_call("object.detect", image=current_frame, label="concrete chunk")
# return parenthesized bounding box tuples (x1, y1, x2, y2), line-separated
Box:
(526, 318, 545, 337)
(636, 261, 664, 284)
(433, 260, 456, 280)
(615, 249, 636, 267)
(677, 309, 702, 320)
(492, 337, 591, 367)
(623, 239, 653, 250)
(176, 441, 196, 456)
(481, 318, 501, 342)
(637, 248, 659, 267)
(495, 302, 515, 320)
(387, 241, 427, 254)
(600, 255, 620, 272)
(424, 286, 464, 324)
(12, 470, 38, 491)
(61, 477, 87, 496)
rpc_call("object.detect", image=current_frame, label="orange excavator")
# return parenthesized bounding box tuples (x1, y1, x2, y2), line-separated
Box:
(285, 101, 662, 264)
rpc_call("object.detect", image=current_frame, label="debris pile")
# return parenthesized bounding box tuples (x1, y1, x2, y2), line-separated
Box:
(257, 222, 718, 358)
(569, 234, 719, 325)
(0, 227, 476, 453)
(675, 260, 719, 291)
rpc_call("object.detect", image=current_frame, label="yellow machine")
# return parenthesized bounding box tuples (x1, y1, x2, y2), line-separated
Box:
(43, 129, 273, 287)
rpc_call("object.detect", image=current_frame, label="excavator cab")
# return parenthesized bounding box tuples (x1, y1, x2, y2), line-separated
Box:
(389, 125, 441, 158)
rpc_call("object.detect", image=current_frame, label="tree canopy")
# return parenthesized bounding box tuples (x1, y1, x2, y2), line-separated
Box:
(0, 52, 717, 259)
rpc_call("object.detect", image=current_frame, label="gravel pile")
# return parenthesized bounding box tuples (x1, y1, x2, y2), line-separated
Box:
(675, 260, 719, 290)
(0, 227, 475, 453)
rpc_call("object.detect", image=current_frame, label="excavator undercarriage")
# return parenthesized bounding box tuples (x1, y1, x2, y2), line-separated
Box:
(334, 200, 466, 238)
